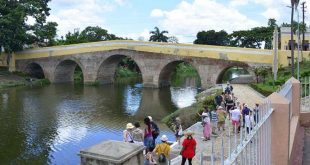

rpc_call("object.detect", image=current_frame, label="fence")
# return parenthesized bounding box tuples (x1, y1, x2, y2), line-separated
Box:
(301, 77, 310, 112)
(169, 100, 273, 165)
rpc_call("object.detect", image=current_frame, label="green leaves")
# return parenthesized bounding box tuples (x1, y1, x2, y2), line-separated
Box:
(149, 27, 169, 42)
(194, 30, 229, 46)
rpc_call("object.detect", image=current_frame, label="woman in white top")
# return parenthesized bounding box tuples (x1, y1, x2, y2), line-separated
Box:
(123, 123, 135, 143)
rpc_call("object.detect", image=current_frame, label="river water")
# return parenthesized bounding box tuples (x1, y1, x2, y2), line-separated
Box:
(0, 80, 199, 164)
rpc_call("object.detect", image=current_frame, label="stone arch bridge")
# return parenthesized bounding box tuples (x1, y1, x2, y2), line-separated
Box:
(13, 41, 273, 89)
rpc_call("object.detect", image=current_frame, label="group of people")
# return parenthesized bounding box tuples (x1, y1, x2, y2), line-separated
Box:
(123, 116, 197, 165)
(199, 82, 261, 141)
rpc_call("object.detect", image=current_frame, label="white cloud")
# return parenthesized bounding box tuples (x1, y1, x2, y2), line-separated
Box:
(47, 0, 121, 38)
(150, 9, 165, 18)
(230, 0, 249, 6)
(120, 29, 151, 41)
(262, 8, 280, 19)
(151, 0, 261, 43)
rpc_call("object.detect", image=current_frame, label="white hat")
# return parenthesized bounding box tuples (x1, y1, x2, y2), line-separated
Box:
(218, 106, 224, 109)
(160, 135, 168, 141)
(244, 104, 248, 107)
(148, 116, 153, 121)
(126, 123, 134, 129)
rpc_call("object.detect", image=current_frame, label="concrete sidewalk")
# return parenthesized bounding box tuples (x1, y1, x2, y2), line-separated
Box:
(170, 84, 265, 165)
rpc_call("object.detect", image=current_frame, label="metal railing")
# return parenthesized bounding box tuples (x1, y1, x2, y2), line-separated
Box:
(301, 76, 310, 112)
(169, 100, 273, 165)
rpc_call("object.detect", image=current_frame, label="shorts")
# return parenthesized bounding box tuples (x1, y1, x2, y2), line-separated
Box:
(211, 122, 217, 128)
(218, 121, 225, 127)
(232, 120, 239, 126)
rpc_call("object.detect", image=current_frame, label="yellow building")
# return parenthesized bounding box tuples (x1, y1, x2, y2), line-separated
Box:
(280, 27, 310, 51)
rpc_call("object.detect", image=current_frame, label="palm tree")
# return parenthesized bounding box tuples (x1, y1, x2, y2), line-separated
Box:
(149, 27, 169, 42)
(290, 0, 300, 76)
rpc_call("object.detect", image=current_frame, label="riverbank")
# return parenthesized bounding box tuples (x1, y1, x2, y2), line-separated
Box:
(0, 69, 50, 89)
(162, 85, 222, 129)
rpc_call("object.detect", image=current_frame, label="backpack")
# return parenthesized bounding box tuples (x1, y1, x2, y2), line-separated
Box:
(158, 144, 168, 163)
(151, 122, 160, 139)
(158, 153, 166, 163)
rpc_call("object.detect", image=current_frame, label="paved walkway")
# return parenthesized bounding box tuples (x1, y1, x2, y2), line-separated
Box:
(170, 84, 265, 165)
(303, 128, 310, 165)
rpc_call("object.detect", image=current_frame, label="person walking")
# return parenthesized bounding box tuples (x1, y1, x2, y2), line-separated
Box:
(144, 117, 155, 151)
(245, 111, 255, 134)
(123, 123, 135, 143)
(253, 103, 260, 124)
(148, 116, 160, 144)
(202, 111, 211, 141)
(210, 109, 218, 135)
(173, 117, 183, 145)
(242, 104, 250, 128)
(217, 106, 227, 132)
(153, 135, 171, 164)
(230, 106, 242, 134)
(132, 121, 144, 145)
(180, 131, 197, 165)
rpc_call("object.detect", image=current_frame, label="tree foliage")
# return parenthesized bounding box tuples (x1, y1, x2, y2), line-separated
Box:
(194, 30, 229, 46)
(0, 0, 57, 64)
(56, 26, 123, 45)
(149, 27, 169, 42)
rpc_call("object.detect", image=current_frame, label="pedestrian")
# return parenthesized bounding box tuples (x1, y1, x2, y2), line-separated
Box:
(230, 106, 242, 134)
(144, 148, 156, 165)
(180, 130, 197, 165)
(123, 123, 135, 143)
(173, 117, 183, 145)
(242, 104, 250, 128)
(217, 106, 227, 131)
(245, 111, 255, 134)
(253, 103, 260, 123)
(132, 121, 144, 145)
(148, 116, 160, 144)
(144, 117, 155, 151)
(225, 82, 233, 94)
(214, 93, 224, 106)
(202, 111, 211, 141)
(153, 135, 171, 164)
(210, 108, 218, 135)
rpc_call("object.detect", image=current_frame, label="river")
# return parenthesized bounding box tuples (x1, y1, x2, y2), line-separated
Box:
(0, 78, 199, 164)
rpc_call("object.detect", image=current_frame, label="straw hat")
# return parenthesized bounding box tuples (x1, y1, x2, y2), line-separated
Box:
(126, 123, 134, 129)
(160, 135, 168, 141)
(184, 130, 194, 136)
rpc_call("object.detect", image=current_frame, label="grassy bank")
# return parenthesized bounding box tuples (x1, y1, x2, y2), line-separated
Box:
(250, 61, 310, 96)
(162, 86, 222, 130)
(0, 69, 50, 90)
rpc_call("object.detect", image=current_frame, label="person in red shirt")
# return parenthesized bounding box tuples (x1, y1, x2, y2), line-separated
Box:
(180, 130, 197, 165)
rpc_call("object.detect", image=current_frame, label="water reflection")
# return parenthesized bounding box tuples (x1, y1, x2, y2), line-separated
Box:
(0, 83, 199, 164)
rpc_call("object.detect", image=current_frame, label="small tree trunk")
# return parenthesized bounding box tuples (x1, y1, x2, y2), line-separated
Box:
(6, 53, 11, 67)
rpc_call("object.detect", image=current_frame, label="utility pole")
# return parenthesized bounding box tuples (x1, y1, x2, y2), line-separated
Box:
(301, 1, 306, 61)
(302, 2, 306, 43)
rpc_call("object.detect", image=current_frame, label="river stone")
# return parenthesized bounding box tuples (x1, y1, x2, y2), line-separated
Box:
(79, 140, 145, 165)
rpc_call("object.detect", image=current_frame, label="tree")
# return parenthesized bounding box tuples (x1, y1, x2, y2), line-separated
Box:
(290, 0, 300, 76)
(0, 0, 51, 66)
(168, 36, 179, 43)
(253, 67, 260, 83)
(149, 27, 169, 42)
(33, 22, 58, 46)
(194, 30, 229, 46)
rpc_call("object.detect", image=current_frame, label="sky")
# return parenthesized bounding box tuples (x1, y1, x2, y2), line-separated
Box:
(45, 0, 310, 43)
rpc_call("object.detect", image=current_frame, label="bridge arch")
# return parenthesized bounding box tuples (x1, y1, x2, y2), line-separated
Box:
(24, 62, 45, 79)
(54, 59, 84, 83)
(158, 60, 201, 87)
(216, 63, 255, 84)
(96, 55, 142, 84)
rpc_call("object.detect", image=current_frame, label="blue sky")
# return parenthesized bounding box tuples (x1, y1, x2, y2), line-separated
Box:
(46, 0, 308, 43)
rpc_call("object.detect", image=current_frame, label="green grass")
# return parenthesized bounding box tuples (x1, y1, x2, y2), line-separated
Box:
(250, 60, 310, 96)
(162, 88, 222, 130)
